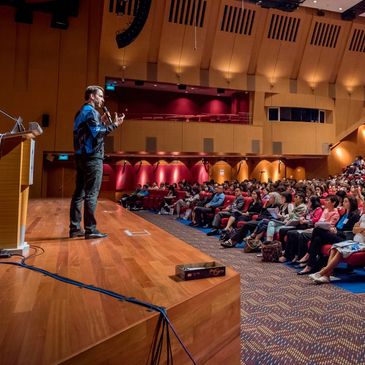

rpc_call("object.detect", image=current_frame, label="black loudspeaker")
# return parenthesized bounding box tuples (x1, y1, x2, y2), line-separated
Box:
(42, 114, 50, 127)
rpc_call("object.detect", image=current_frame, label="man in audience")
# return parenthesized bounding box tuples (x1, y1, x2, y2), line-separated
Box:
(206, 187, 244, 236)
(193, 185, 225, 227)
(127, 184, 149, 210)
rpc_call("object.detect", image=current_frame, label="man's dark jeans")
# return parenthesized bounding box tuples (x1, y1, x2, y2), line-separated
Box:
(69, 157, 103, 234)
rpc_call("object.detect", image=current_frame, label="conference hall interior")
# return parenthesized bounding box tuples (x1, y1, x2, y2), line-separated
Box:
(1, 0, 365, 364)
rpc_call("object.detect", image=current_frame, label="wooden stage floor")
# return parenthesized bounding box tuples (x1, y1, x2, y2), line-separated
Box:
(0, 199, 240, 365)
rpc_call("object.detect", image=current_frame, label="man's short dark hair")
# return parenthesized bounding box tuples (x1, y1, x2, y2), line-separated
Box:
(84, 85, 104, 101)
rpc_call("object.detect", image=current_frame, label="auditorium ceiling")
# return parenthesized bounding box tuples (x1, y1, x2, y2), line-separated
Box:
(100, 0, 365, 93)
(302, 0, 364, 14)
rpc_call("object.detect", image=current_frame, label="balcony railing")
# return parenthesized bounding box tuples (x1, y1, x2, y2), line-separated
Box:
(126, 112, 252, 124)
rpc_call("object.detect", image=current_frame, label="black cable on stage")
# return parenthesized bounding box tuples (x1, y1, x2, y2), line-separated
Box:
(0, 255, 197, 365)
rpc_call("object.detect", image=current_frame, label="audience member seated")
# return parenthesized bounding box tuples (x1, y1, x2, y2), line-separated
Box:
(351, 185, 364, 210)
(206, 187, 244, 236)
(126, 184, 149, 210)
(335, 190, 347, 209)
(149, 182, 159, 190)
(298, 196, 359, 275)
(314, 185, 324, 198)
(189, 191, 212, 226)
(224, 190, 262, 232)
(266, 192, 307, 243)
(220, 192, 281, 248)
(279, 196, 323, 263)
(193, 185, 225, 227)
(173, 187, 201, 219)
(309, 207, 365, 284)
(119, 184, 142, 208)
(241, 192, 294, 245)
(344, 155, 365, 176)
(158, 186, 177, 214)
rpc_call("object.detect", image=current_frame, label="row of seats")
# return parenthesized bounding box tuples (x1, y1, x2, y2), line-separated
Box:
(140, 189, 365, 268)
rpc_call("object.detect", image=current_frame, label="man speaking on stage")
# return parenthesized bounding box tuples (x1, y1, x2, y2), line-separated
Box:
(69, 85, 124, 239)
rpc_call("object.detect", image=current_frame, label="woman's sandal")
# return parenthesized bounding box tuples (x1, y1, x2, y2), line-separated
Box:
(297, 267, 313, 275)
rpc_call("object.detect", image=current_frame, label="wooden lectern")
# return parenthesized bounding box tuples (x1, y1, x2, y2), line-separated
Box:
(0, 122, 43, 253)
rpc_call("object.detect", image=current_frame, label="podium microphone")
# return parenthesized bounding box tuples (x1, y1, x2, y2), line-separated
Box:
(102, 106, 113, 125)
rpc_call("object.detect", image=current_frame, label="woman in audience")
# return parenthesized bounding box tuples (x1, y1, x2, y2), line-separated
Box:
(310, 206, 365, 284)
(266, 192, 307, 244)
(158, 186, 176, 214)
(150, 182, 159, 190)
(279, 196, 322, 263)
(314, 186, 324, 197)
(221, 192, 281, 248)
(172, 186, 200, 219)
(292, 195, 340, 269)
(298, 196, 359, 275)
(335, 190, 347, 209)
(244, 191, 294, 244)
(223, 190, 262, 232)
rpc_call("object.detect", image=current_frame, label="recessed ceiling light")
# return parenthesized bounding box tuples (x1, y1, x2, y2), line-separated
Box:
(313, 0, 317, 3)
(153, 84, 157, 87)
(339, 7, 342, 11)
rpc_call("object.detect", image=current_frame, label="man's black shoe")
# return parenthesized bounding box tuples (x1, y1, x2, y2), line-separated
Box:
(69, 230, 85, 238)
(85, 231, 108, 240)
(207, 229, 219, 236)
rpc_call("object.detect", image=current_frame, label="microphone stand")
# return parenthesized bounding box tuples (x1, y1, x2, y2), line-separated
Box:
(0, 108, 25, 133)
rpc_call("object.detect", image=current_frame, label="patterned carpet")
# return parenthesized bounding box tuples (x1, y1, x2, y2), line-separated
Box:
(136, 211, 365, 365)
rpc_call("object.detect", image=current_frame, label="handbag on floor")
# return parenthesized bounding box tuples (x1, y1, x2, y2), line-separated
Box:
(243, 238, 262, 253)
(261, 240, 282, 262)
(219, 228, 240, 243)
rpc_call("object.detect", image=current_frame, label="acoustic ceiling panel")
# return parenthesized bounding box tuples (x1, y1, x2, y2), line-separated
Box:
(168, 0, 207, 28)
(310, 22, 341, 48)
(220, 5, 255, 36)
(349, 28, 365, 52)
(267, 13, 300, 42)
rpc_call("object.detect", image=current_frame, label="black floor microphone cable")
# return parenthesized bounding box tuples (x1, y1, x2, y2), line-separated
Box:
(0, 250, 197, 365)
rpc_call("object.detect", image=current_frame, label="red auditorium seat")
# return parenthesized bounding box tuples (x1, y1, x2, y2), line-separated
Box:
(321, 244, 365, 267)
(220, 197, 253, 228)
(142, 190, 169, 210)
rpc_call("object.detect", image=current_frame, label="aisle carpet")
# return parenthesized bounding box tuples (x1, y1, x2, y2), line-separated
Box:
(136, 211, 365, 365)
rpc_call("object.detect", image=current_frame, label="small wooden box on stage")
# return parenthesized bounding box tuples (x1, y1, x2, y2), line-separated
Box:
(0, 120, 42, 253)
(176, 261, 226, 280)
